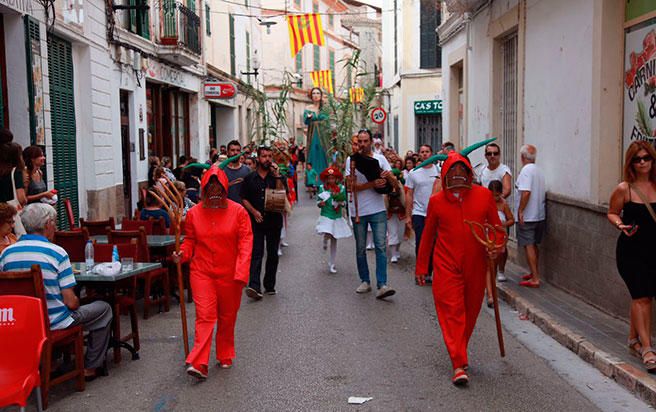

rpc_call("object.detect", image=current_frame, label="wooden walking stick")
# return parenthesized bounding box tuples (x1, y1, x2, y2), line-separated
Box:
(464, 220, 508, 357)
(149, 176, 190, 356)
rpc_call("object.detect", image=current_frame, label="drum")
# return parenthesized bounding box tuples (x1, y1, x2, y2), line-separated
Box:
(264, 188, 287, 213)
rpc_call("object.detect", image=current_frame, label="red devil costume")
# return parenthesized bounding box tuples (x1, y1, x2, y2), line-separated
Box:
(179, 167, 253, 376)
(416, 150, 502, 384)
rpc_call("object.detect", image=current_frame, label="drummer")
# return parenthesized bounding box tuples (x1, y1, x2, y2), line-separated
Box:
(240, 146, 288, 301)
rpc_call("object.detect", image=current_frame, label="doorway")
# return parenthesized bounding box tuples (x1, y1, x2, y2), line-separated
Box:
(120, 91, 132, 217)
(415, 113, 442, 151)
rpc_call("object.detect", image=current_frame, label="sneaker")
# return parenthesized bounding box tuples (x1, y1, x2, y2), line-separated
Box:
(376, 285, 396, 299)
(264, 289, 277, 295)
(390, 255, 399, 263)
(245, 287, 263, 301)
(329, 264, 337, 274)
(355, 282, 372, 293)
(186, 364, 207, 380)
(497, 272, 507, 282)
(281, 241, 289, 247)
(366, 243, 375, 250)
(425, 275, 433, 285)
(217, 359, 233, 369)
(277, 248, 283, 256)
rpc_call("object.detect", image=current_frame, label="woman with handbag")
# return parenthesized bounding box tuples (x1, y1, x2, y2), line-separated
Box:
(0, 130, 27, 235)
(608, 140, 656, 373)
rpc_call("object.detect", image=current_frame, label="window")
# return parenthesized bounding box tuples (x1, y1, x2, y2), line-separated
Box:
(419, 0, 441, 69)
(128, 0, 150, 39)
(329, 50, 335, 92)
(313, 1, 318, 13)
(229, 14, 236, 75)
(295, 52, 303, 87)
(313, 45, 320, 71)
(295, 0, 301, 8)
(328, 14, 334, 27)
(393, 0, 398, 74)
(205, 3, 211, 35)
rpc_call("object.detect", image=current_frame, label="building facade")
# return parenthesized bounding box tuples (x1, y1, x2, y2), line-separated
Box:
(439, 0, 653, 320)
(382, 0, 443, 153)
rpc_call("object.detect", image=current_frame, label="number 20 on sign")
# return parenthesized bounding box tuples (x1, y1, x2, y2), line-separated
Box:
(370, 107, 387, 124)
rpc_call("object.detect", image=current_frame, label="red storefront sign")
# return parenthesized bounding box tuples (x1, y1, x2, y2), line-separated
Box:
(204, 82, 236, 99)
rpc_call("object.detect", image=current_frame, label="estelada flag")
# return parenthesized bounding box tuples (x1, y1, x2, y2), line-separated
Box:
(310, 70, 334, 95)
(287, 13, 326, 57)
(349, 87, 364, 103)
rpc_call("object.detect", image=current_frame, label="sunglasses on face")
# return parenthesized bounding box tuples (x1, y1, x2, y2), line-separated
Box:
(632, 155, 654, 164)
(485, 151, 500, 157)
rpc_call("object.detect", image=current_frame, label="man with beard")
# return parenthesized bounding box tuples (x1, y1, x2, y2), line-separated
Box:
(173, 166, 252, 380)
(241, 146, 287, 300)
(415, 146, 502, 386)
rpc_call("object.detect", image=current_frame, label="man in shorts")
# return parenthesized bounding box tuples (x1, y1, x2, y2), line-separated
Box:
(515, 144, 546, 288)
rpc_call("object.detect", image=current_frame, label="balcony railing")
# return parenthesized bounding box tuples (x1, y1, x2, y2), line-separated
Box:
(160, 0, 201, 55)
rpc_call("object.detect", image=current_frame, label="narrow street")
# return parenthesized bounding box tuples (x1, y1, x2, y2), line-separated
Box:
(45, 198, 648, 411)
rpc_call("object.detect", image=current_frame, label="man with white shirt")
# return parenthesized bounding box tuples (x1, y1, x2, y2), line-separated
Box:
(405, 144, 440, 283)
(515, 144, 546, 288)
(345, 129, 397, 299)
(478, 143, 512, 198)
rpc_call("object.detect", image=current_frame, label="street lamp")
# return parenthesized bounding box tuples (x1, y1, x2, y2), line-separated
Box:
(241, 50, 260, 81)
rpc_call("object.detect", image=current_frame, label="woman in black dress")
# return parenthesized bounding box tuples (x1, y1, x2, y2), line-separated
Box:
(608, 140, 656, 373)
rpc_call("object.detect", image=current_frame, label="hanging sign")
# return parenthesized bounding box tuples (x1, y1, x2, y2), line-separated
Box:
(204, 82, 236, 99)
(414, 100, 442, 115)
(370, 107, 387, 124)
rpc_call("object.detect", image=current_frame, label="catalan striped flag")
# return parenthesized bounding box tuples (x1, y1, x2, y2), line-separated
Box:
(287, 13, 326, 57)
(349, 87, 364, 103)
(310, 70, 334, 95)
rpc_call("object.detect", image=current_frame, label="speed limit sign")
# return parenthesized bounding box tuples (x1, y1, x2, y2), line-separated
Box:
(370, 107, 387, 124)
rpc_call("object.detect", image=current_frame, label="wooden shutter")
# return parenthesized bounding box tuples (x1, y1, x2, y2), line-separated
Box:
(47, 35, 79, 229)
(205, 3, 211, 35)
(419, 0, 440, 69)
(313, 45, 320, 71)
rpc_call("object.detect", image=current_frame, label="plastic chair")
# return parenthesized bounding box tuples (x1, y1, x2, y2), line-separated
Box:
(108, 229, 170, 319)
(53, 228, 90, 263)
(94, 241, 140, 363)
(0, 265, 85, 409)
(79, 217, 115, 236)
(121, 218, 154, 234)
(0, 295, 47, 412)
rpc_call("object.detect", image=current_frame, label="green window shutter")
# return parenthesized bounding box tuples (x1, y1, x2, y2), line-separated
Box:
(187, 0, 195, 13)
(140, 0, 150, 40)
(295, 52, 303, 87)
(328, 14, 333, 27)
(329, 50, 335, 93)
(205, 3, 211, 35)
(47, 35, 79, 229)
(24, 17, 40, 145)
(295, 0, 301, 7)
(313, 45, 320, 71)
(313, 2, 318, 12)
(229, 14, 236, 76)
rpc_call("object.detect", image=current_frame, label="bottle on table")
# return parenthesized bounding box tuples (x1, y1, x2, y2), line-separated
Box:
(84, 240, 94, 272)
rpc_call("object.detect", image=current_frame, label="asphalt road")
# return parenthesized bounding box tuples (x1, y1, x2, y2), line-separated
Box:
(44, 197, 649, 412)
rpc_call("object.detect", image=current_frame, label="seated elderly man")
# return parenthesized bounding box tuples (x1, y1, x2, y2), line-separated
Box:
(0, 203, 112, 380)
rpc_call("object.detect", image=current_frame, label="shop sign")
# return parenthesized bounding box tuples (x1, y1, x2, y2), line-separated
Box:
(204, 82, 236, 99)
(414, 100, 442, 115)
(623, 19, 656, 153)
(146, 61, 188, 88)
(0, 0, 32, 15)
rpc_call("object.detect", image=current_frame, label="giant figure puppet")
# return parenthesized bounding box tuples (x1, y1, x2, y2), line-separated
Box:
(415, 138, 506, 386)
(304, 87, 330, 176)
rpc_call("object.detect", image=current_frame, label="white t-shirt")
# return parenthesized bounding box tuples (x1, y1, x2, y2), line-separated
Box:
(515, 163, 546, 222)
(405, 165, 440, 217)
(345, 153, 392, 217)
(478, 163, 512, 190)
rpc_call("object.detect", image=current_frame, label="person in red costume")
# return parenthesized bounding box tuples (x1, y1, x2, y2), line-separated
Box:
(415, 146, 502, 387)
(173, 166, 253, 380)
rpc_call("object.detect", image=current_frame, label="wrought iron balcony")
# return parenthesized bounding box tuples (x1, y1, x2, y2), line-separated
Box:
(158, 0, 201, 65)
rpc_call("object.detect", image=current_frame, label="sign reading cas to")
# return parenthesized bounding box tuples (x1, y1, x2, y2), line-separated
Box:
(414, 100, 442, 115)
(370, 107, 387, 124)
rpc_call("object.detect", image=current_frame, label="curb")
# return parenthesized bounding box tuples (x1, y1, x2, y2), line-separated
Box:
(497, 284, 656, 407)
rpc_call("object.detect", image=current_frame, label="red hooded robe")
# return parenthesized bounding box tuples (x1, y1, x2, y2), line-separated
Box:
(416, 152, 502, 370)
(180, 166, 253, 370)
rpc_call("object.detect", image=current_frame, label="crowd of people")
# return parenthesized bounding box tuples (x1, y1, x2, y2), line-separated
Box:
(2, 116, 655, 388)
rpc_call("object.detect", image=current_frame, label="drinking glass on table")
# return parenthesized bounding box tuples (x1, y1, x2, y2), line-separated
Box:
(121, 257, 134, 271)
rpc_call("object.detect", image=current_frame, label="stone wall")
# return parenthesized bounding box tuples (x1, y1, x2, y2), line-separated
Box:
(512, 193, 631, 321)
(86, 185, 126, 221)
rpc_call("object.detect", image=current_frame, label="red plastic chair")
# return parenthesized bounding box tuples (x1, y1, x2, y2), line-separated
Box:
(0, 295, 47, 412)
(79, 217, 115, 236)
(53, 228, 90, 263)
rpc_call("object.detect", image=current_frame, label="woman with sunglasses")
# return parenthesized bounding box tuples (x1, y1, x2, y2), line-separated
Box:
(608, 140, 656, 374)
(478, 143, 512, 200)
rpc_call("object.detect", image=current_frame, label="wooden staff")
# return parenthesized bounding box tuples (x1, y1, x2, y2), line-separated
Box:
(464, 220, 507, 357)
(349, 157, 360, 224)
(149, 175, 190, 356)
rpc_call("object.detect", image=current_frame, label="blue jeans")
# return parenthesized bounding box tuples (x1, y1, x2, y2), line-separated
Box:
(352, 211, 388, 288)
(412, 214, 433, 276)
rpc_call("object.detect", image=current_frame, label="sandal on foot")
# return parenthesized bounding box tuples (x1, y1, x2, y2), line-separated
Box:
(519, 280, 540, 288)
(521, 273, 533, 281)
(641, 347, 656, 373)
(628, 338, 642, 359)
(452, 369, 469, 386)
